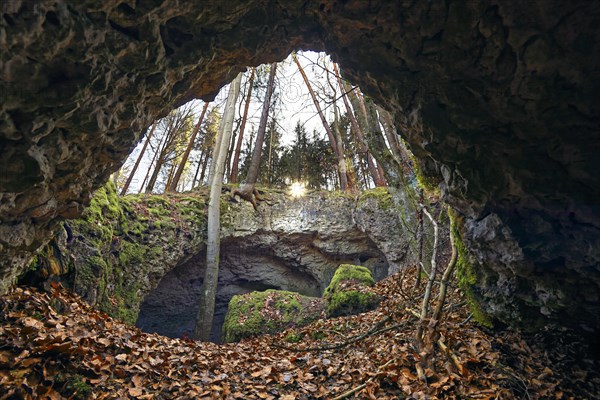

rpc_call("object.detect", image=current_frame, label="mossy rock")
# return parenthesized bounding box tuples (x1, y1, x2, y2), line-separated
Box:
(324, 264, 380, 317)
(451, 211, 494, 328)
(222, 289, 324, 343)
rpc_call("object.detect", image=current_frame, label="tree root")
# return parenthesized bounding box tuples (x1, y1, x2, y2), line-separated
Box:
(230, 185, 271, 210)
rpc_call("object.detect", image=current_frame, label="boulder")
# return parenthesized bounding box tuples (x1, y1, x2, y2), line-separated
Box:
(324, 264, 380, 318)
(222, 290, 325, 343)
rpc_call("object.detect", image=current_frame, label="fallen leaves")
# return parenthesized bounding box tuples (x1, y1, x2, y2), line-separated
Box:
(0, 268, 598, 399)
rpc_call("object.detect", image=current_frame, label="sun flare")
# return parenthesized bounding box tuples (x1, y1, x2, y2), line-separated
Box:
(289, 182, 307, 198)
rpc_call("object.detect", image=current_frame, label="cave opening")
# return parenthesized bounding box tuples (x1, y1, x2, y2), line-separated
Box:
(136, 230, 390, 342)
(0, 0, 596, 337)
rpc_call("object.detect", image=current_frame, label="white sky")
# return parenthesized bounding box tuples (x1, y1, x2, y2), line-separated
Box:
(123, 51, 349, 193)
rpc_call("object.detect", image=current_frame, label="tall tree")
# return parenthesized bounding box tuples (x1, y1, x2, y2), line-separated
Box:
(141, 117, 174, 193)
(324, 62, 358, 191)
(333, 64, 385, 187)
(230, 68, 255, 183)
(120, 122, 157, 195)
(231, 62, 278, 209)
(293, 53, 356, 191)
(168, 102, 210, 192)
(193, 73, 243, 341)
(145, 108, 193, 193)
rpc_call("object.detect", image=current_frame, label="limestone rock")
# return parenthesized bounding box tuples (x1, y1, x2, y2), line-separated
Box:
(24, 186, 414, 340)
(1, 0, 598, 333)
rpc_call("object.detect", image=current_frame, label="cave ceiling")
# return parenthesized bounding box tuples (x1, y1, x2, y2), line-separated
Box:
(0, 1, 598, 332)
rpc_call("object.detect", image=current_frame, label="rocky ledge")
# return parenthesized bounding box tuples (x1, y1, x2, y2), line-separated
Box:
(21, 184, 421, 341)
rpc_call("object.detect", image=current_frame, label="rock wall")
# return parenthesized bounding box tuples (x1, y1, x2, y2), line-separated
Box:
(1, 1, 598, 332)
(137, 188, 423, 341)
(24, 185, 417, 339)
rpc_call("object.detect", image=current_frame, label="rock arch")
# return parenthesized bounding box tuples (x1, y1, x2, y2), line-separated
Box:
(1, 1, 598, 333)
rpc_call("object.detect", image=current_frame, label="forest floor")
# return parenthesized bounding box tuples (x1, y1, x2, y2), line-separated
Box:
(1, 267, 598, 399)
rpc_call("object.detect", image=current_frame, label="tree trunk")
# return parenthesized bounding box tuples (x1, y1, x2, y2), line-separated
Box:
(231, 63, 277, 208)
(193, 72, 242, 341)
(121, 121, 157, 195)
(230, 68, 255, 183)
(168, 102, 210, 192)
(191, 152, 204, 188)
(141, 119, 172, 193)
(360, 98, 405, 188)
(332, 100, 349, 191)
(334, 64, 384, 187)
(292, 53, 339, 158)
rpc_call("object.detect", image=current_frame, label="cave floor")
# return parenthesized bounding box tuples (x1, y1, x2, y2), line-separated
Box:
(1, 268, 598, 399)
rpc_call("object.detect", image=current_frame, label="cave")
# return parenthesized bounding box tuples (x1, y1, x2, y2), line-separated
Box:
(136, 230, 389, 342)
(1, 1, 598, 339)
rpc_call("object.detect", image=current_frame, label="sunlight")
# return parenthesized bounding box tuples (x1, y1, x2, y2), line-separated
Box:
(289, 181, 307, 198)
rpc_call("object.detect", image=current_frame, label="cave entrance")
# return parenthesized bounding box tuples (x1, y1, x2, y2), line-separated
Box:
(136, 230, 389, 342)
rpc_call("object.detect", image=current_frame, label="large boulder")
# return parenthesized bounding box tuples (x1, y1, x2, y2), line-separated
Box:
(222, 290, 325, 343)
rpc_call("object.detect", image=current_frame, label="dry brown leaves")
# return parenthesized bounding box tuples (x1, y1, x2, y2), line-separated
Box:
(1, 269, 598, 399)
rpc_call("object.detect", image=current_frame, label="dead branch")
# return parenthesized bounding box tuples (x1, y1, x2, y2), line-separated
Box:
(430, 222, 458, 330)
(274, 316, 412, 352)
(332, 359, 395, 400)
(415, 204, 438, 348)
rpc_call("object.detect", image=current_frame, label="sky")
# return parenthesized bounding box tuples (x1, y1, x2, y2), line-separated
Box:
(122, 51, 351, 193)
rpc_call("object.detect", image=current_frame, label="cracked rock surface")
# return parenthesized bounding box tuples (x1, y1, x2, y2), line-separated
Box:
(1, 1, 598, 332)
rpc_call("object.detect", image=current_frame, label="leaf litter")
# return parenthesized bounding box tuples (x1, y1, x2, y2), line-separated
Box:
(0, 267, 598, 399)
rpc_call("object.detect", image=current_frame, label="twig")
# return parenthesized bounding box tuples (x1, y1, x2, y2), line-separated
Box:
(332, 359, 394, 400)
(461, 313, 473, 325)
(273, 317, 406, 352)
(437, 338, 465, 376)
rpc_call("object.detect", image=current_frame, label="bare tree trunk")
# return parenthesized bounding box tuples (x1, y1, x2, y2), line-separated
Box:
(292, 53, 339, 159)
(415, 189, 425, 287)
(164, 162, 176, 192)
(193, 73, 242, 341)
(332, 100, 349, 191)
(199, 151, 210, 186)
(121, 122, 157, 195)
(416, 205, 439, 349)
(267, 119, 275, 185)
(192, 152, 204, 188)
(377, 105, 414, 173)
(231, 63, 277, 208)
(334, 64, 384, 187)
(145, 117, 176, 194)
(168, 102, 210, 192)
(230, 68, 255, 183)
(430, 215, 457, 327)
(324, 61, 352, 191)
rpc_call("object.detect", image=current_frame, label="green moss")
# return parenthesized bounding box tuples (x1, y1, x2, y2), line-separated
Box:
(451, 212, 493, 328)
(326, 290, 380, 317)
(357, 187, 394, 211)
(284, 332, 304, 343)
(325, 190, 355, 200)
(323, 264, 379, 317)
(408, 153, 441, 197)
(324, 264, 375, 297)
(56, 374, 91, 400)
(222, 290, 321, 343)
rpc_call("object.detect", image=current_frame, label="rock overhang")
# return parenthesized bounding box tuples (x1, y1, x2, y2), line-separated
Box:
(1, 1, 598, 333)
